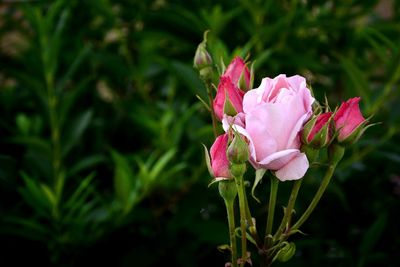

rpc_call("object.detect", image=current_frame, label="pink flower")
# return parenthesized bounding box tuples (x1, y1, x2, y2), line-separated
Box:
(302, 112, 333, 148)
(213, 57, 250, 121)
(224, 74, 314, 181)
(210, 133, 231, 178)
(334, 97, 367, 143)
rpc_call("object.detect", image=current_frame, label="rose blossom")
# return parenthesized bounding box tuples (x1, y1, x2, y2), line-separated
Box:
(224, 74, 314, 181)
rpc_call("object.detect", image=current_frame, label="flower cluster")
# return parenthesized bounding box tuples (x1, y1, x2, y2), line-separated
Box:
(195, 37, 371, 267)
(210, 57, 367, 182)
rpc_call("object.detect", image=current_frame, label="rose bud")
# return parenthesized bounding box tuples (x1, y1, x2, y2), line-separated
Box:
(213, 76, 245, 120)
(334, 97, 367, 144)
(193, 31, 213, 80)
(210, 133, 232, 179)
(223, 56, 251, 91)
(302, 112, 333, 149)
(227, 132, 249, 165)
(193, 41, 212, 70)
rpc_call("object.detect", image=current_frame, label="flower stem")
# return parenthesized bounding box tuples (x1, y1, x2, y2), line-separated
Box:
(274, 179, 302, 240)
(224, 198, 238, 267)
(204, 82, 218, 137)
(243, 189, 261, 247)
(235, 175, 248, 266)
(292, 164, 336, 231)
(264, 175, 279, 248)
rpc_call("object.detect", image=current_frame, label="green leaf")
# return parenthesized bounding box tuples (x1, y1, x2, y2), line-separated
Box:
(65, 172, 95, 209)
(111, 150, 135, 209)
(59, 76, 92, 128)
(39, 183, 57, 208)
(19, 173, 52, 217)
(149, 149, 176, 180)
(62, 109, 93, 157)
(56, 45, 91, 93)
(67, 154, 107, 177)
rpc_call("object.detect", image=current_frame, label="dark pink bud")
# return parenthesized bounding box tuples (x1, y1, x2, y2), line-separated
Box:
(224, 56, 250, 90)
(213, 76, 245, 120)
(334, 97, 367, 143)
(210, 133, 232, 178)
(302, 112, 333, 149)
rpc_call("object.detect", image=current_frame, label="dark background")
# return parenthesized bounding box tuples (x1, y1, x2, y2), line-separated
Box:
(0, 0, 399, 266)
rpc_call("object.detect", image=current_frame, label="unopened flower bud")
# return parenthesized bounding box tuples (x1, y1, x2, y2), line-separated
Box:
(227, 133, 249, 164)
(334, 97, 368, 145)
(302, 112, 333, 149)
(194, 43, 212, 70)
(193, 31, 213, 82)
(210, 133, 232, 179)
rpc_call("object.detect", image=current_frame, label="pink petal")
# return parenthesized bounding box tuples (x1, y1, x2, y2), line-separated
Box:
(243, 86, 263, 114)
(275, 153, 309, 181)
(287, 75, 307, 93)
(213, 77, 244, 120)
(224, 56, 250, 87)
(258, 149, 299, 170)
(245, 110, 278, 161)
(210, 133, 230, 178)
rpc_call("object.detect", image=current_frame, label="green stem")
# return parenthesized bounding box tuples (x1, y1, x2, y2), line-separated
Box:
(264, 175, 279, 248)
(274, 179, 302, 240)
(38, 13, 62, 219)
(205, 82, 218, 137)
(243, 189, 260, 247)
(236, 175, 248, 266)
(224, 199, 238, 267)
(292, 164, 336, 231)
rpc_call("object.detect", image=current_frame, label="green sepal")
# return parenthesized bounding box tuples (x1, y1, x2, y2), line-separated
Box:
(217, 244, 231, 253)
(273, 242, 296, 262)
(208, 177, 231, 188)
(251, 168, 266, 203)
(202, 143, 213, 176)
(223, 91, 238, 117)
(235, 227, 257, 246)
(227, 130, 249, 164)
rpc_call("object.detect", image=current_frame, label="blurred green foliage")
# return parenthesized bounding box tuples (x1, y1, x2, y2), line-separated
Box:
(0, 0, 399, 266)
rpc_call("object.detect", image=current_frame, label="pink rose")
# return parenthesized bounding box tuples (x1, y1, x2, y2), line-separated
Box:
(210, 133, 231, 178)
(334, 97, 367, 143)
(213, 57, 250, 121)
(225, 74, 314, 181)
